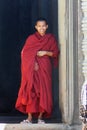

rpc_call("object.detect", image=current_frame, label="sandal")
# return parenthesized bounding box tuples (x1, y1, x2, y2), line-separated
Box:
(38, 119, 45, 124)
(20, 119, 32, 124)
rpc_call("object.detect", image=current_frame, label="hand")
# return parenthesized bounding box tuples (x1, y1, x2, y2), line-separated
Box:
(37, 51, 47, 57)
(34, 62, 39, 71)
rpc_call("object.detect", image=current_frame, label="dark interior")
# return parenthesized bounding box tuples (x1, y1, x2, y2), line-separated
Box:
(0, 0, 61, 123)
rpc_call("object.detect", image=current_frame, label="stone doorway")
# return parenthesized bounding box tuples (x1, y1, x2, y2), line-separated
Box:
(0, 0, 61, 123)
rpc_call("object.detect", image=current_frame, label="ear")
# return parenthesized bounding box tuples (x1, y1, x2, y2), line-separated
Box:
(35, 25, 37, 30)
(46, 25, 48, 29)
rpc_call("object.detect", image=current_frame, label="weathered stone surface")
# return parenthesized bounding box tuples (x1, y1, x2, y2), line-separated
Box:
(0, 123, 82, 130)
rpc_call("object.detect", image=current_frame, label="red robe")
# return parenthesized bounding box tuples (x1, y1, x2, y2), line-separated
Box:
(15, 32, 59, 117)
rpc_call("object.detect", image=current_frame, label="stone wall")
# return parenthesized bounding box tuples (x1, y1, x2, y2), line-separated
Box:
(58, 0, 83, 125)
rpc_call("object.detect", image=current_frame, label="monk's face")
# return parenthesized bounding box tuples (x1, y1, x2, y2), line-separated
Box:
(35, 21, 48, 36)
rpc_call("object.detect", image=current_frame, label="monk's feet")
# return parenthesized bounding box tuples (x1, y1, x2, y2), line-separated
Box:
(20, 119, 32, 124)
(38, 119, 45, 124)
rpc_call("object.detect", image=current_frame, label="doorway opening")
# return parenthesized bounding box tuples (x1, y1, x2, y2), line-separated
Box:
(0, 0, 61, 123)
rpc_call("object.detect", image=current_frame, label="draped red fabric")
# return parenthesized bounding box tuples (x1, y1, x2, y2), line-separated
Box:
(15, 32, 59, 117)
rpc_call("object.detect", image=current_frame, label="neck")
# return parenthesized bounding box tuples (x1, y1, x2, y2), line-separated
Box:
(38, 32, 46, 36)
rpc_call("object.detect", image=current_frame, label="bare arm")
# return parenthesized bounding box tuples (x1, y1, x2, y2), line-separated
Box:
(46, 51, 53, 57)
(37, 51, 53, 57)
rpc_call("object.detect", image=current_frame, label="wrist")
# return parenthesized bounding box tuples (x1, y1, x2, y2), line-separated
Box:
(46, 51, 53, 56)
(46, 51, 48, 55)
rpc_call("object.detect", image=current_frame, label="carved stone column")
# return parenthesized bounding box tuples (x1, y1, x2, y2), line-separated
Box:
(58, 0, 80, 124)
(58, 0, 74, 124)
(81, 0, 87, 80)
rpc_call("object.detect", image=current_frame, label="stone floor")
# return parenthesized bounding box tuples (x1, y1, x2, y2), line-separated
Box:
(0, 123, 82, 130)
(0, 116, 82, 130)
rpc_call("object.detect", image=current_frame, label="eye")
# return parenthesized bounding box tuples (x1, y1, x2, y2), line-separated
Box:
(38, 25, 41, 27)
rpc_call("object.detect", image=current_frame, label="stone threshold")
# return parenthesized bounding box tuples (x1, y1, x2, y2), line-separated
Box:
(0, 123, 82, 130)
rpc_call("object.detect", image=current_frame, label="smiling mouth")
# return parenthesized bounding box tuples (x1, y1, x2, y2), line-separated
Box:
(40, 30, 45, 32)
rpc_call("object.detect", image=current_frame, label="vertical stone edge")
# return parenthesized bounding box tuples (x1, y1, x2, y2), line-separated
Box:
(58, 0, 81, 125)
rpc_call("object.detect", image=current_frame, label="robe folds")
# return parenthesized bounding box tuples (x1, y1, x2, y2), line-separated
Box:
(15, 32, 59, 118)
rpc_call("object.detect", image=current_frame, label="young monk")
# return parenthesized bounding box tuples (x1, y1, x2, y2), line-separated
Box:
(15, 18, 59, 124)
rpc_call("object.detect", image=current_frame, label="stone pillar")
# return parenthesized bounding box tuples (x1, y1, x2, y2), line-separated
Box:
(58, 0, 67, 123)
(78, 0, 87, 124)
(58, 0, 80, 124)
(77, 0, 87, 122)
(81, 0, 87, 80)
